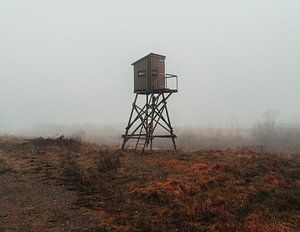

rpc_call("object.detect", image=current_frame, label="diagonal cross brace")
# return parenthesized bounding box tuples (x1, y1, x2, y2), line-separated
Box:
(122, 92, 177, 151)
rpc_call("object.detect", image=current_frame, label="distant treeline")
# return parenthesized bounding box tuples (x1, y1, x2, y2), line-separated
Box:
(1, 114, 300, 154)
(177, 112, 300, 154)
(176, 123, 300, 154)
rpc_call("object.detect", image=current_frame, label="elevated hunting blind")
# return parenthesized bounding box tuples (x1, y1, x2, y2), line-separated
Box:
(132, 53, 166, 92)
(122, 53, 178, 151)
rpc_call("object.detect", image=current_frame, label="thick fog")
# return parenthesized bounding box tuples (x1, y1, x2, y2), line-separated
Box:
(1, 1, 300, 140)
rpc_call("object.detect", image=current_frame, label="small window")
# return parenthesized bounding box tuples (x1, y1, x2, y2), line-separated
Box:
(151, 69, 158, 77)
(138, 70, 146, 77)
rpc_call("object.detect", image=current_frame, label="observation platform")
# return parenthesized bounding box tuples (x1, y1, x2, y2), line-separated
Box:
(134, 88, 178, 94)
(134, 73, 178, 95)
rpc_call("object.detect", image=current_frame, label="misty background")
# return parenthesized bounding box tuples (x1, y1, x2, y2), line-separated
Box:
(1, 1, 300, 151)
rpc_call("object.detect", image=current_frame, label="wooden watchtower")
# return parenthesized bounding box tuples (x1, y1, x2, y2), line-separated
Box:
(121, 53, 178, 151)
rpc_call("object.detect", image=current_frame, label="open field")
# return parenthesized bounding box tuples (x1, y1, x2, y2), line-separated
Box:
(0, 136, 299, 232)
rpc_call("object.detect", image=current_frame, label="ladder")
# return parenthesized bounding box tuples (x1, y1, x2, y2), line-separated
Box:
(135, 123, 148, 151)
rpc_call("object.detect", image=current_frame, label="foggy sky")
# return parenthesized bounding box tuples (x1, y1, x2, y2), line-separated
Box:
(1, 0, 300, 133)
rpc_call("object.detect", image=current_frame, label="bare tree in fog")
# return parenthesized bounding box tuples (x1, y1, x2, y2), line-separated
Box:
(252, 110, 300, 153)
(251, 110, 279, 148)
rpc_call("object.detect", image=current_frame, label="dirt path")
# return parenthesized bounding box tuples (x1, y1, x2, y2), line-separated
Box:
(0, 150, 105, 232)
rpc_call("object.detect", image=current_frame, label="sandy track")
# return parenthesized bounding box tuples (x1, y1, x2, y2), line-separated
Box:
(0, 151, 104, 232)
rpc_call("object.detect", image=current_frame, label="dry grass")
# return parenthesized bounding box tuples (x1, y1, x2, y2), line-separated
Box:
(0, 136, 299, 231)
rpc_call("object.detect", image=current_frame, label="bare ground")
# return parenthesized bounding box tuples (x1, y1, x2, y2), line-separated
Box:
(0, 150, 105, 232)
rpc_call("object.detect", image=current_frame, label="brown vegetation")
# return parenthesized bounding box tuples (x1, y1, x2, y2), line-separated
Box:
(0, 136, 299, 231)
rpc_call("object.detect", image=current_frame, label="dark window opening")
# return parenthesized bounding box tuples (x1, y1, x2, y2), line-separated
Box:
(151, 69, 158, 77)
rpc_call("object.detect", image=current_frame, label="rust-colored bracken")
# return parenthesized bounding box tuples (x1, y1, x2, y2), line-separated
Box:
(0, 136, 299, 231)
